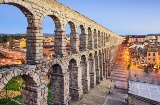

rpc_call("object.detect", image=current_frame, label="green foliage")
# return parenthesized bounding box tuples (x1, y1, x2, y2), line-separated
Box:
(125, 36, 129, 40)
(141, 49, 147, 56)
(13, 95, 22, 103)
(47, 83, 51, 104)
(0, 95, 21, 105)
(125, 36, 129, 43)
(127, 64, 131, 69)
(0, 35, 26, 44)
(3, 76, 24, 91)
(144, 66, 149, 73)
(0, 83, 51, 105)
(0, 35, 8, 43)
(0, 98, 6, 105)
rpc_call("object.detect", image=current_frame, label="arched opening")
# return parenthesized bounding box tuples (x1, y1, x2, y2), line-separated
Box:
(0, 76, 24, 104)
(89, 53, 96, 88)
(80, 55, 90, 93)
(98, 31, 101, 48)
(103, 33, 106, 46)
(107, 48, 111, 76)
(106, 35, 109, 43)
(108, 34, 111, 43)
(105, 33, 107, 45)
(42, 16, 55, 60)
(79, 25, 87, 51)
(65, 23, 71, 54)
(0, 74, 45, 105)
(68, 59, 83, 100)
(50, 64, 70, 104)
(99, 50, 103, 80)
(94, 29, 98, 49)
(102, 50, 106, 78)
(88, 27, 93, 50)
(101, 32, 103, 47)
(68, 59, 77, 99)
(94, 51, 100, 84)
(65, 21, 79, 54)
(43, 15, 65, 57)
(0, 4, 32, 65)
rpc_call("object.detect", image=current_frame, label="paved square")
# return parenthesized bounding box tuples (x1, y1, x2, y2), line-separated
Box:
(129, 81, 160, 102)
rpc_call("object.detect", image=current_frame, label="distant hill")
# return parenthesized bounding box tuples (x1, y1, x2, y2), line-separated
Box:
(0, 33, 70, 36)
(0, 33, 26, 36)
(121, 34, 160, 37)
(147, 34, 160, 36)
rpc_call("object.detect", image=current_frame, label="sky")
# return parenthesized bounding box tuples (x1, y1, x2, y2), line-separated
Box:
(0, 0, 160, 35)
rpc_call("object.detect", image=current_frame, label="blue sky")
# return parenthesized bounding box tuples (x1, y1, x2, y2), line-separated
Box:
(0, 0, 160, 35)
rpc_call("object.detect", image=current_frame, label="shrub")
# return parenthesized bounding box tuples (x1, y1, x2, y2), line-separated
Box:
(127, 64, 131, 69)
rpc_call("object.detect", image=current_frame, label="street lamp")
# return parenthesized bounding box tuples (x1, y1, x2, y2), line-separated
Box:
(2, 59, 5, 65)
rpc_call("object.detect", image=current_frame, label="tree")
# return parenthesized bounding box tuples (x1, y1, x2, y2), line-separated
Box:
(2, 35, 8, 43)
(127, 63, 131, 69)
(125, 36, 129, 43)
(144, 66, 149, 73)
(8, 37, 14, 51)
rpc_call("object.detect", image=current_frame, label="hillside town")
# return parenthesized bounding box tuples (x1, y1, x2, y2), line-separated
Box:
(126, 35, 160, 71)
(0, 35, 74, 66)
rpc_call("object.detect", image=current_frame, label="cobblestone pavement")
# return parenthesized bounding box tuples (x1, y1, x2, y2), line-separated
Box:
(70, 79, 115, 105)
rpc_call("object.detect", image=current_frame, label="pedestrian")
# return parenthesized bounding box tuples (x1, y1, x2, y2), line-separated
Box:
(108, 90, 111, 94)
(137, 77, 138, 81)
(114, 84, 116, 88)
(135, 74, 137, 77)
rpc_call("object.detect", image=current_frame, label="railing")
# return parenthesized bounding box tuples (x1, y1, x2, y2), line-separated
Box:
(128, 92, 160, 105)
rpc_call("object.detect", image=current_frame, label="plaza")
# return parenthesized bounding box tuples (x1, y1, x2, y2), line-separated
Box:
(129, 80, 160, 104)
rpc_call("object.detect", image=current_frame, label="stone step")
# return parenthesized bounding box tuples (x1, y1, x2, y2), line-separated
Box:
(109, 77, 128, 82)
(111, 74, 128, 78)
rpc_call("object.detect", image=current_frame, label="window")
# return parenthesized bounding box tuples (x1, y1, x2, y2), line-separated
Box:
(148, 58, 150, 60)
(153, 58, 155, 61)
(148, 53, 150, 56)
(153, 53, 155, 56)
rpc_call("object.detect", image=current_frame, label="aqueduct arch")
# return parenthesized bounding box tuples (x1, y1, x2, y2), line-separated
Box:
(0, 0, 123, 105)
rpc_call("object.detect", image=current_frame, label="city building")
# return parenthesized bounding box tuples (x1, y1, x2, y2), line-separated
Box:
(43, 36, 54, 47)
(146, 43, 160, 69)
(157, 36, 160, 42)
(129, 35, 146, 43)
(20, 38, 26, 48)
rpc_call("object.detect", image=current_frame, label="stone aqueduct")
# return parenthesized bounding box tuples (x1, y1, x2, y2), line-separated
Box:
(0, 0, 123, 105)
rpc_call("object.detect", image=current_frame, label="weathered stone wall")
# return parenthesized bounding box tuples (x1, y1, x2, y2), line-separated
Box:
(0, 0, 123, 64)
(0, 0, 123, 105)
